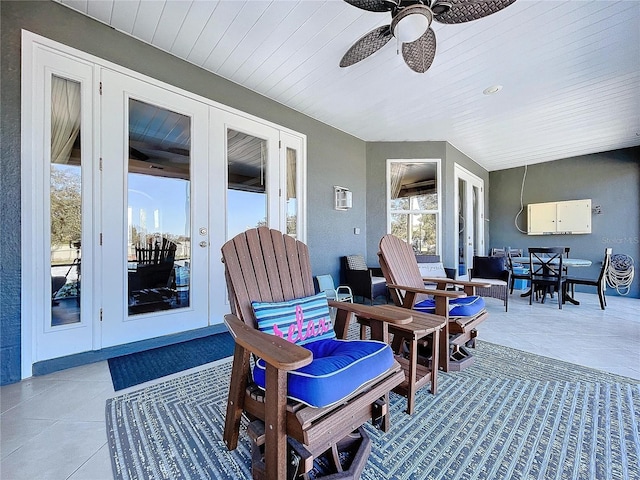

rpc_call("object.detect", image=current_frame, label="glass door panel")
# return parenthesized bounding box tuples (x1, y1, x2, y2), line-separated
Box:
(226, 129, 268, 239)
(127, 99, 192, 316)
(458, 177, 468, 276)
(280, 131, 305, 241)
(285, 146, 298, 237)
(473, 185, 481, 256)
(50, 75, 83, 327)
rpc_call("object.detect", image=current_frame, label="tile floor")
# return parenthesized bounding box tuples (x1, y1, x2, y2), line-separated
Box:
(1, 292, 639, 479)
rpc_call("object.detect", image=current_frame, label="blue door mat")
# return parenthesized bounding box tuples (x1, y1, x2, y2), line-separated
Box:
(108, 332, 235, 391)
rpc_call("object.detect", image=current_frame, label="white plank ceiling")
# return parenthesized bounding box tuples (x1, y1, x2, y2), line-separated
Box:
(55, 0, 640, 171)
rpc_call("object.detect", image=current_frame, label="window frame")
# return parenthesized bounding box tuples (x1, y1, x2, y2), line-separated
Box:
(386, 158, 442, 256)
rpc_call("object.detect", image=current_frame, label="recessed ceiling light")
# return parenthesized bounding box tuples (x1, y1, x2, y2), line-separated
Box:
(483, 85, 503, 95)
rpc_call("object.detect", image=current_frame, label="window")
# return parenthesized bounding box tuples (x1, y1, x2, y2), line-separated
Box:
(387, 160, 441, 255)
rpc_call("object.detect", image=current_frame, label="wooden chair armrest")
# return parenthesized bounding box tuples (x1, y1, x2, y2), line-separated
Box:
(420, 277, 490, 296)
(386, 283, 467, 299)
(327, 300, 412, 325)
(224, 314, 312, 371)
(421, 277, 491, 289)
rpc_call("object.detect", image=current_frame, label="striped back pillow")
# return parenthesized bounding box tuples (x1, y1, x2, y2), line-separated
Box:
(346, 255, 368, 271)
(252, 292, 335, 346)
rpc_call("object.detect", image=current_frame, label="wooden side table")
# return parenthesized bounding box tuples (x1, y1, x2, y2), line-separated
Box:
(357, 305, 446, 415)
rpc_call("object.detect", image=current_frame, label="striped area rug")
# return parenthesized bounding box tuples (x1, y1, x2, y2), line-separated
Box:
(106, 342, 640, 480)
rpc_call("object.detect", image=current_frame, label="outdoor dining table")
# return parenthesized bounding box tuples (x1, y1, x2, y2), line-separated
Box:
(511, 256, 592, 305)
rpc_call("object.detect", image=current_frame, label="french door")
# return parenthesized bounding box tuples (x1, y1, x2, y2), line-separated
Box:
(22, 33, 306, 375)
(100, 69, 210, 347)
(454, 164, 485, 279)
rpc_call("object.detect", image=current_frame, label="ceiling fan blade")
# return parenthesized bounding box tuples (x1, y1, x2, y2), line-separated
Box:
(402, 28, 437, 73)
(340, 25, 393, 67)
(343, 0, 397, 13)
(433, 0, 517, 24)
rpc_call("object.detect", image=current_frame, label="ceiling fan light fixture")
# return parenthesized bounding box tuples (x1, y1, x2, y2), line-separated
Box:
(391, 5, 433, 43)
(341, 0, 516, 72)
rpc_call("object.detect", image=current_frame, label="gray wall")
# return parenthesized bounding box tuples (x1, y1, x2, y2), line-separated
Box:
(0, 0, 367, 384)
(489, 148, 640, 297)
(366, 142, 490, 268)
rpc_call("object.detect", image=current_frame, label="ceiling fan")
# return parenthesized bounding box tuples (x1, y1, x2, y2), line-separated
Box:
(340, 0, 517, 73)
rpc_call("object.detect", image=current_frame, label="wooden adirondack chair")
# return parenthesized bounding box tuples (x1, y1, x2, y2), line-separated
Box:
(221, 227, 411, 480)
(378, 234, 490, 372)
(132, 237, 177, 289)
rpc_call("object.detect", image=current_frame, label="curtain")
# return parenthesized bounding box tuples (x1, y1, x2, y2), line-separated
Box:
(51, 76, 81, 165)
(286, 147, 297, 200)
(390, 162, 407, 200)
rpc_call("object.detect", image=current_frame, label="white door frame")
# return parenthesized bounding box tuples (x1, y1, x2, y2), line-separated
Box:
(454, 164, 485, 279)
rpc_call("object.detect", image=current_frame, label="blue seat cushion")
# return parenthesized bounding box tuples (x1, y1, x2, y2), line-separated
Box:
(414, 295, 485, 317)
(253, 338, 395, 408)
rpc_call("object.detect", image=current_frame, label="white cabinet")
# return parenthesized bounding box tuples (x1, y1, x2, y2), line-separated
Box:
(527, 199, 591, 235)
(528, 202, 557, 234)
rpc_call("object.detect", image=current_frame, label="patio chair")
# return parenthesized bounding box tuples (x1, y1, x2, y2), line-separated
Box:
(341, 255, 389, 304)
(507, 250, 531, 294)
(131, 237, 177, 289)
(470, 255, 510, 311)
(565, 247, 612, 309)
(135, 237, 176, 264)
(316, 274, 353, 303)
(378, 234, 490, 372)
(221, 227, 410, 480)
